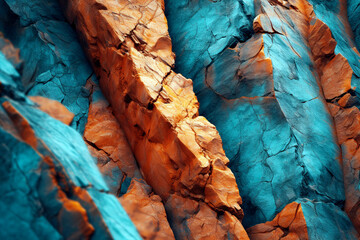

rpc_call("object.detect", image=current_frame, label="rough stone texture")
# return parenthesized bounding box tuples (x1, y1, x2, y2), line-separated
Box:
(83, 77, 177, 238)
(167, 0, 347, 230)
(0, 44, 141, 239)
(165, 0, 255, 81)
(84, 79, 142, 196)
(1, 1, 179, 239)
(120, 179, 175, 240)
(247, 202, 308, 240)
(166, 0, 360, 237)
(2, 0, 360, 239)
(29, 96, 75, 125)
(61, 0, 248, 239)
(308, 11, 360, 234)
(248, 199, 359, 240)
(348, 0, 360, 50)
(1, 0, 92, 133)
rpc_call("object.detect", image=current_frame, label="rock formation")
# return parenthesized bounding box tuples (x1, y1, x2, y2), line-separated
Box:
(0, 36, 140, 239)
(0, 0, 360, 239)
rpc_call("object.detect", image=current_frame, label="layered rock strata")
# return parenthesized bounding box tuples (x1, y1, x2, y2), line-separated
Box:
(0, 1, 166, 238)
(1, 0, 92, 133)
(308, 6, 360, 234)
(0, 36, 141, 239)
(83, 79, 176, 239)
(166, 0, 360, 237)
(61, 0, 249, 238)
(1, 0, 360, 239)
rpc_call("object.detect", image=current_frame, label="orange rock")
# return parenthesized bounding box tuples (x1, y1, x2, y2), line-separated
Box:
(333, 107, 360, 145)
(29, 96, 75, 125)
(165, 194, 249, 240)
(253, 14, 274, 33)
(120, 179, 175, 240)
(247, 202, 308, 240)
(61, 0, 247, 238)
(0, 32, 22, 68)
(320, 54, 353, 100)
(39, 158, 95, 239)
(309, 19, 337, 60)
(338, 93, 352, 108)
(84, 81, 142, 194)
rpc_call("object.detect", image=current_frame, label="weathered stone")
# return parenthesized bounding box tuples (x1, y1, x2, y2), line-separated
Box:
(308, 13, 360, 234)
(2, 0, 93, 133)
(0, 48, 141, 239)
(29, 96, 75, 125)
(61, 0, 247, 238)
(2, 0, 360, 238)
(120, 179, 175, 240)
(247, 202, 308, 240)
(167, 0, 347, 230)
(84, 79, 142, 195)
(248, 200, 359, 240)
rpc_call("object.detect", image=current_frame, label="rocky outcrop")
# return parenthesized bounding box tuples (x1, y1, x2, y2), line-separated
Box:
(83, 79, 142, 196)
(120, 179, 175, 240)
(1, 0, 92, 133)
(60, 0, 248, 238)
(0, 39, 141, 239)
(166, 0, 359, 237)
(1, 0, 360, 239)
(308, 10, 360, 234)
(167, 0, 341, 226)
(248, 199, 358, 240)
(247, 202, 308, 239)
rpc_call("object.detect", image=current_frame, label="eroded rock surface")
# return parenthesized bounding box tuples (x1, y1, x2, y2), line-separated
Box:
(61, 0, 248, 238)
(84, 79, 142, 196)
(247, 202, 308, 240)
(248, 199, 358, 240)
(308, 9, 360, 234)
(0, 40, 141, 239)
(348, 0, 360, 50)
(1, 0, 92, 133)
(1, 0, 360, 239)
(166, 0, 360, 237)
(120, 179, 175, 240)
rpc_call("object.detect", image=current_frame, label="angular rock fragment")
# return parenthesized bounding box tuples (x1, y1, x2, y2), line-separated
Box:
(120, 179, 175, 240)
(247, 202, 308, 240)
(29, 96, 75, 125)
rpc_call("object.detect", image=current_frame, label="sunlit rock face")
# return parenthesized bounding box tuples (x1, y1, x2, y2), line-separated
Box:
(1, 0, 360, 239)
(60, 0, 248, 238)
